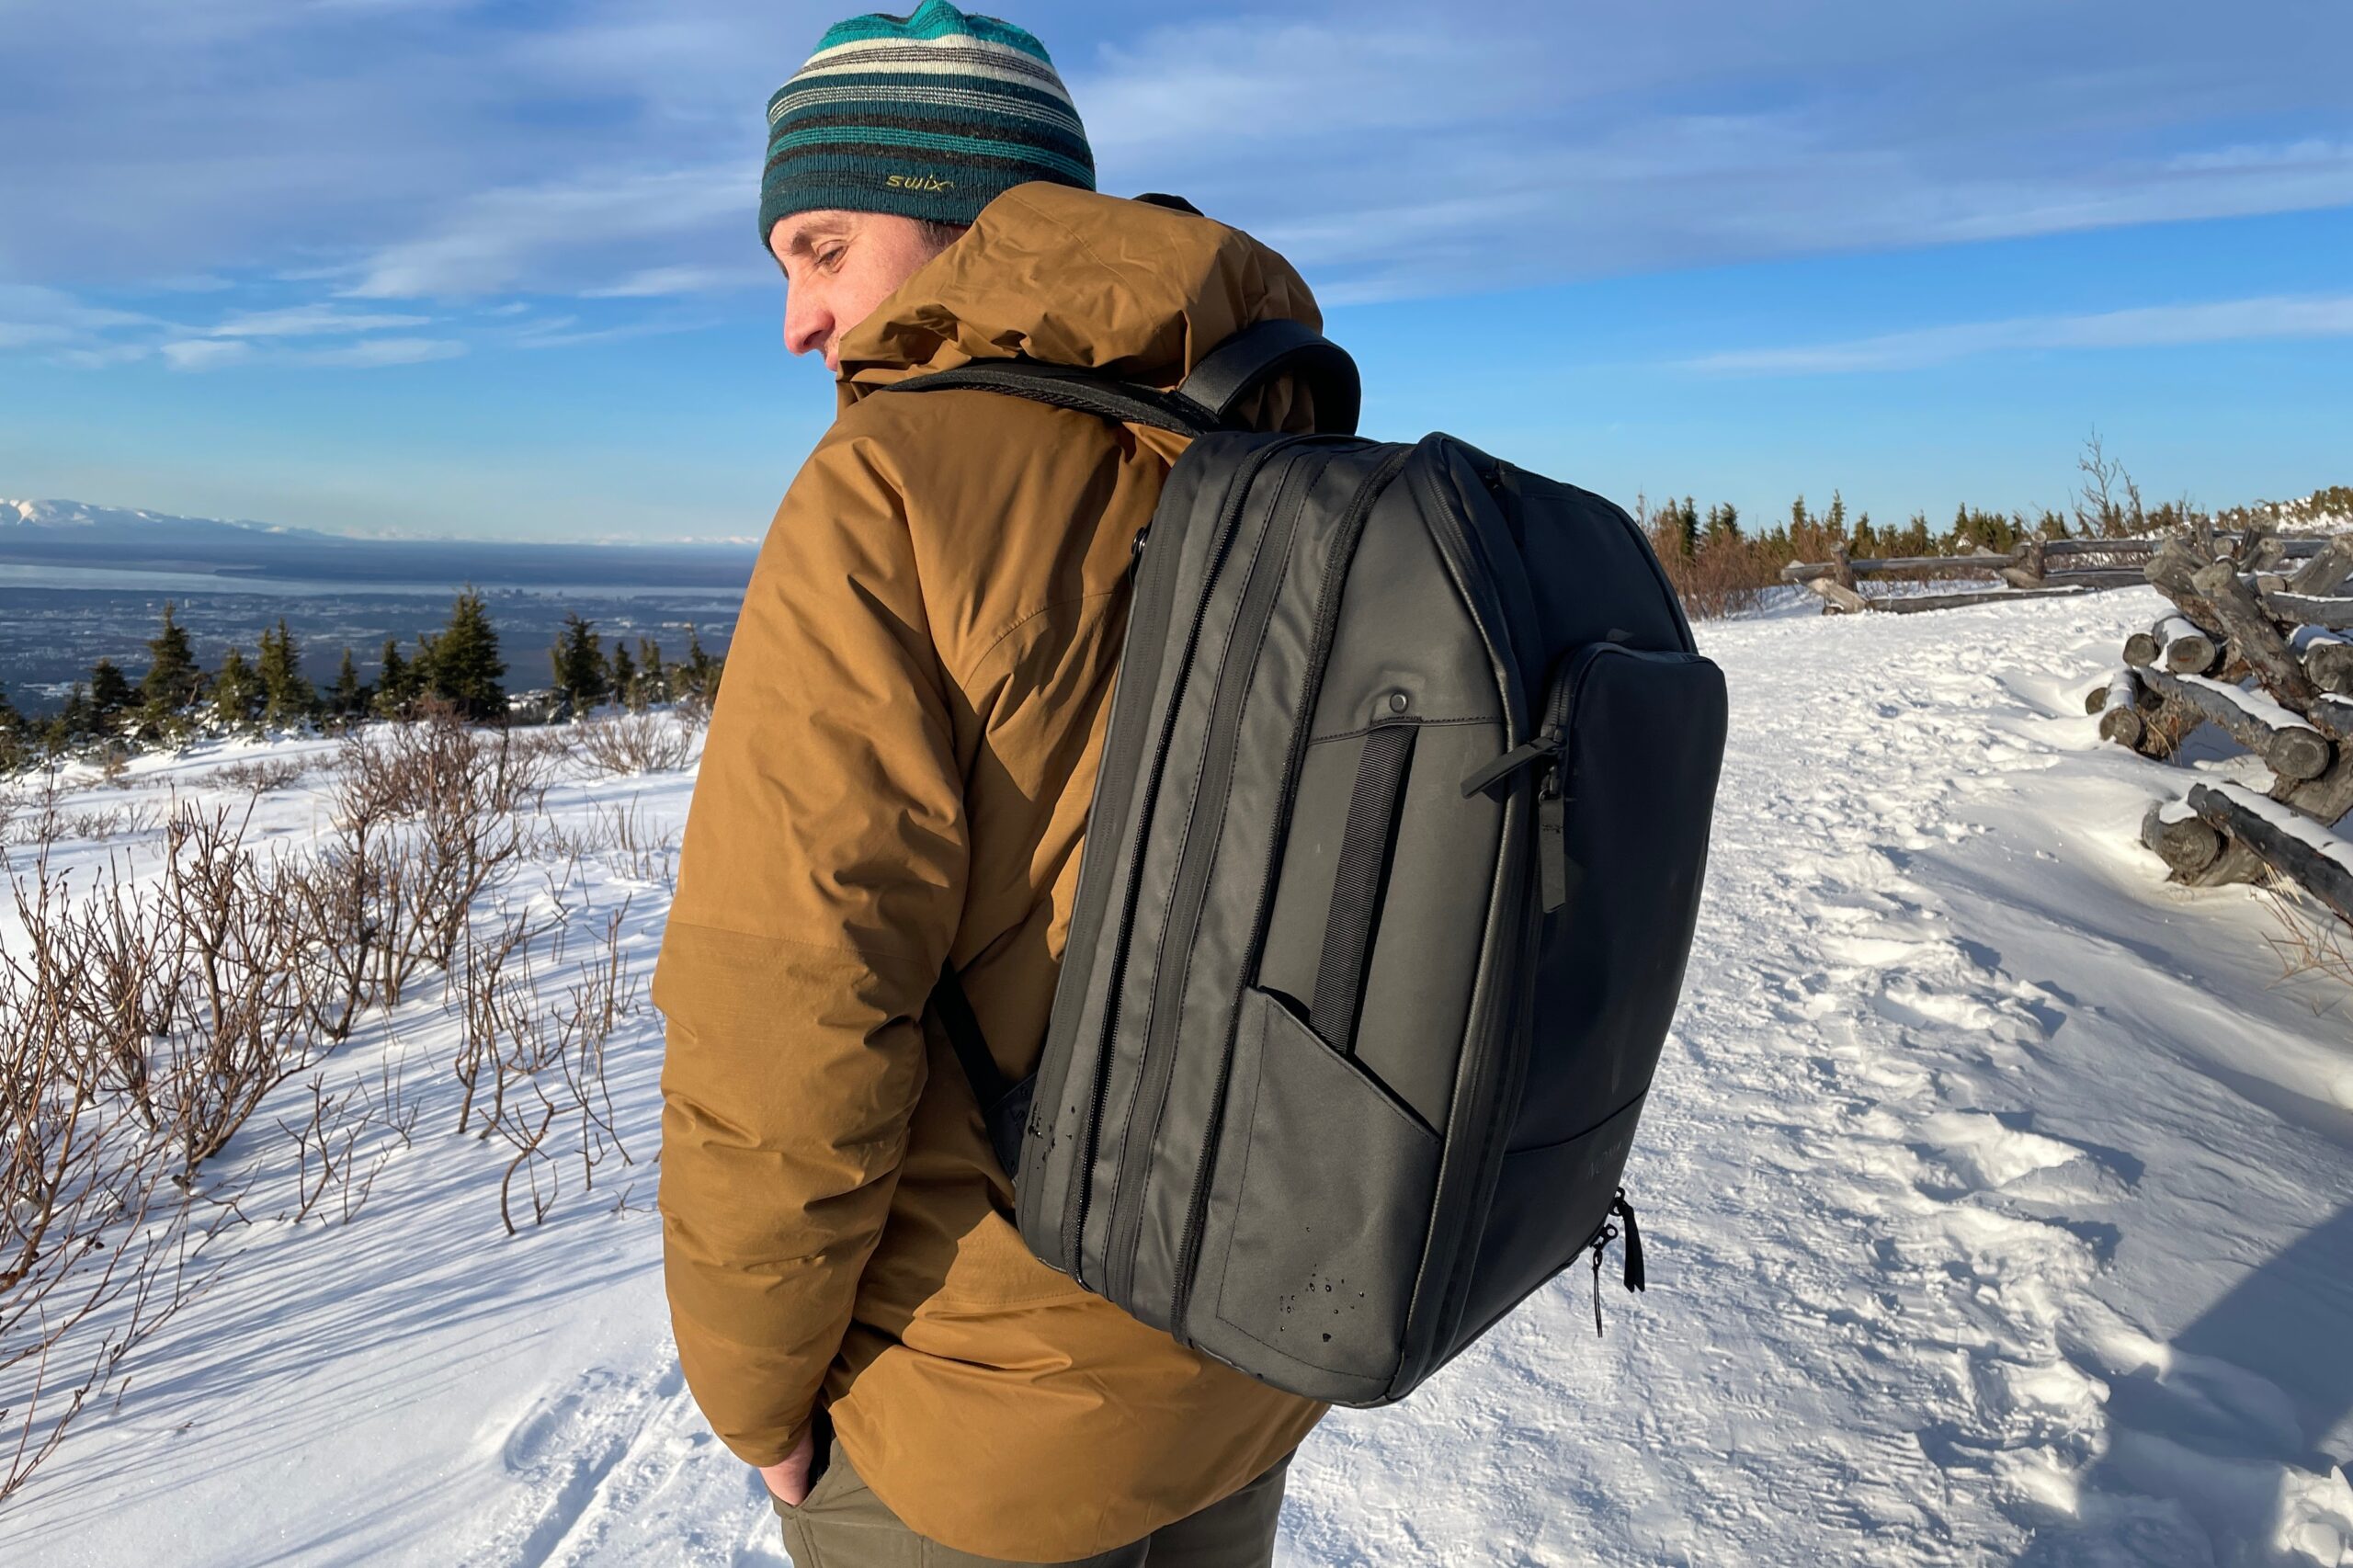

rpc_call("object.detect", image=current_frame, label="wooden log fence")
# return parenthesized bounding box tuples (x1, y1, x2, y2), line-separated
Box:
(1782, 535, 2188, 615)
(2089, 526, 2353, 933)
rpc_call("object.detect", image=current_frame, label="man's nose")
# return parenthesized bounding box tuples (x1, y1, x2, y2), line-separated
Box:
(783, 293, 831, 358)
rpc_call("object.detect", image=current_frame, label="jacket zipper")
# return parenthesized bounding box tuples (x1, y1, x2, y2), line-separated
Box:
(1163, 444, 1414, 1334)
(1101, 446, 1325, 1301)
(1055, 436, 1305, 1282)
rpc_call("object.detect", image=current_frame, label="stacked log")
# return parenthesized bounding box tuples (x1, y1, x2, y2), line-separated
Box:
(2106, 528, 2353, 928)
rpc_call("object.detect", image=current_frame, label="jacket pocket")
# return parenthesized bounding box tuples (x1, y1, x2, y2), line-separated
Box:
(1209, 985, 1440, 1383)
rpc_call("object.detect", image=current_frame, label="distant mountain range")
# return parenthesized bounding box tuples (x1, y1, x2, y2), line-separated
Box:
(0, 498, 759, 589)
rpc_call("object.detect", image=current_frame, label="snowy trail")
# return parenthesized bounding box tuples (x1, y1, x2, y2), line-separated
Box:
(7, 589, 2352, 1565)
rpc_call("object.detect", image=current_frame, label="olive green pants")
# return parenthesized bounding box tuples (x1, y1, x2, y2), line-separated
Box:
(769, 1429, 1290, 1567)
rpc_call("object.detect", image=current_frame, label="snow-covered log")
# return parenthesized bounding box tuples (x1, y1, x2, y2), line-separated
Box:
(1999, 536, 2048, 590)
(2041, 537, 2160, 560)
(2086, 669, 2133, 716)
(1873, 584, 2096, 615)
(2186, 782, 2353, 925)
(2285, 533, 2353, 597)
(2142, 537, 2228, 638)
(1802, 575, 1870, 615)
(2123, 615, 2216, 673)
(2159, 617, 2221, 676)
(2139, 798, 2223, 876)
(2133, 668, 2333, 780)
(1784, 552, 2017, 583)
(2094, 670, 2147, 746)
(2191, 559, 2318, 710)
(2263, 592, 2353, 631)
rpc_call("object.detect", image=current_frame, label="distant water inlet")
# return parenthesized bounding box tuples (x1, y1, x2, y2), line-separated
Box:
(0, 574, 745, 705)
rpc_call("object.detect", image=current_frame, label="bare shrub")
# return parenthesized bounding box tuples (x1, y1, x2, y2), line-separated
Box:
(332, 704, 551, 977)
(150, 804, 313, 1180)
(272, 1075, 391, 1227)
(2259, 885, 2353, 999)
(1649, 525, 1768, 619)
(571, 710, 694, 778)
(445, 903, 641, 1234)
(534, 800, 679, 887)
(0, 856, 202, 1508)
(202, 756, 310, 794)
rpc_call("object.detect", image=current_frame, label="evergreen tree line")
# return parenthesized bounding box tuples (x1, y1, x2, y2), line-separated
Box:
(545, 610, 723, 720)
(0, 591, 725, 772)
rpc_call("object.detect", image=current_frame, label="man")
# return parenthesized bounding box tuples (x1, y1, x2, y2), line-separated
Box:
(652, 5, 1333, 1562)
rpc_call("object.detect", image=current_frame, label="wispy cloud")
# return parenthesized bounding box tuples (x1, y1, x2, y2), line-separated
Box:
(582, 264, 751, 298)
(297, 336, 468, 367)
(338, 165, 745, 300)
(1683, 293, 2353, 375)
(161, 339, 254, 371)
(4, 1, 2349, 313)
(210, 304, 433, 337)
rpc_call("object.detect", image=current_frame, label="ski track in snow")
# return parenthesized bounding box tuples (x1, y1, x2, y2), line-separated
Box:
(5, 587, 2351, 1566)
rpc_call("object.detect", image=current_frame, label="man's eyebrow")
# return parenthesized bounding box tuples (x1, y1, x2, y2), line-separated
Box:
(777, 218, 853, 263)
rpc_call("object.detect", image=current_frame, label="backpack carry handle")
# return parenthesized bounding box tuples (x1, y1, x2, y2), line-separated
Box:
(1177, 318, 1361, 437)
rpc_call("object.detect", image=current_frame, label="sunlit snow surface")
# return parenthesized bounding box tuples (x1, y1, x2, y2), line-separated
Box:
(5, 587, 2351, 1566)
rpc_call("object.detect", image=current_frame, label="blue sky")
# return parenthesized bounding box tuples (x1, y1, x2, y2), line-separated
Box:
(1, 1, 2348, 543)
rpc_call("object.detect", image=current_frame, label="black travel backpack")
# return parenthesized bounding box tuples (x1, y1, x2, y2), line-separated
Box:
(883, 315, 1727, 1407)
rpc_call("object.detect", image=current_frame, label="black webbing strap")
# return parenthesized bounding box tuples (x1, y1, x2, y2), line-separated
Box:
(1308, 722, 1417, 1048)
(876, 321, 1362, 439)
(929, 962, 1034, 1176)
(880, 360, 1216, 437)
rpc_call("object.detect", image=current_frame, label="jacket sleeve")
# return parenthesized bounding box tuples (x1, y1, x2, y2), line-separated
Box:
(652, 423, 965, 1466)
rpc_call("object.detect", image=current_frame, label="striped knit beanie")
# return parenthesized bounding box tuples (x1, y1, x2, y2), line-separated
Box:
(759, 2, 1095, 244)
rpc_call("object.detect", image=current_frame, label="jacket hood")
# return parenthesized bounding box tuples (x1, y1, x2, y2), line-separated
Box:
(834, 183, 1323, 409)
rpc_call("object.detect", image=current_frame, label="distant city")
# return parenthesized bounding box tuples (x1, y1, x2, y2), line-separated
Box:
(0, 497, 756, 706)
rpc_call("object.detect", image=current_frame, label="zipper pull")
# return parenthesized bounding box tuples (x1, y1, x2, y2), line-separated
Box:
(1538, 769, 1571, 913)
(1460, 734, 1557, 800)
(1610, 1188, 1646, 1292)
(1131, 525, 1151, 563)
(1588, 1221, 1619, 1337)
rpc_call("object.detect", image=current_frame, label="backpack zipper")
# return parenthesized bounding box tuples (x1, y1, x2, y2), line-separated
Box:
(1103, 446, 1325, 1303)
(1054, 436, 1305, 1284)
(1164, 444, 1415, 1335)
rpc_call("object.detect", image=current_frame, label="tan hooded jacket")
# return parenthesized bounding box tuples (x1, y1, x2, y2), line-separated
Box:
(652, 183, 1327, 1559)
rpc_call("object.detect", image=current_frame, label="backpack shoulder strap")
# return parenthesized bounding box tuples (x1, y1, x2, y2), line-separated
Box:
(929, 960, 1034, 1175)
(874, 319, 1361, 437)
(879, 360, 1216, 437)
(1177, 318, 1360, 437)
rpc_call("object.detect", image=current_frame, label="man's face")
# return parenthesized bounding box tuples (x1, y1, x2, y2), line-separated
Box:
(768, 210, 954, 372)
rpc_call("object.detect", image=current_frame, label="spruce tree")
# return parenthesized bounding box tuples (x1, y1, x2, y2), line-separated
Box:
(680, 623, 723, 706)
(256, 618, 316, 728)
(88, 658, 135, 730)
(0, 682, 22, 773)
(550, 611, 608, 716)
(426, 589, 506, 721)
(331, 648, 364, 721)
(637, 638, 666, 701)
(608, 641, 639, 710)
(139, 601, 203, 713)
(372, 639, 413, 719)
(53, 683, 96, 745)
(210, 647, 262, 729)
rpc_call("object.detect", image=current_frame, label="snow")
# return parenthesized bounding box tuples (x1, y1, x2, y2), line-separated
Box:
(4, 588, 2352, 1566)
